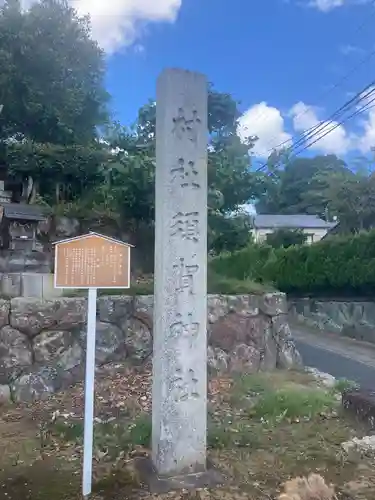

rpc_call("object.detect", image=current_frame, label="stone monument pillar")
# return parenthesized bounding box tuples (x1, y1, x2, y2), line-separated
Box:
(152, 68, 208, 477)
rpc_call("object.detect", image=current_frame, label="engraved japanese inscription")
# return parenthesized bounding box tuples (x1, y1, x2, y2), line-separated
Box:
(173, 257, 199, 295)
(171, 365, 200, 402)
(172, 107, 202, 143)
(170, 212, 200, 242)
(153, 69, 208, 474)
(170, 158, 200, 189)
(169, 312, 199, 347)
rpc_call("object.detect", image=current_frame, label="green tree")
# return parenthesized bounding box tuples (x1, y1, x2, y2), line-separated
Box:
(4, 141, 108, 204)
(323, 172, 375, 232)
(257, 154, 351, 217)
(104, 88, 259, 254)
(208, 211, 252, 255)
(0, 0, 108, 145)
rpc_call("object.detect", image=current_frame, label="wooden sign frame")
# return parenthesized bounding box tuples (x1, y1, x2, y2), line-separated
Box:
(53, 232, 133, 290)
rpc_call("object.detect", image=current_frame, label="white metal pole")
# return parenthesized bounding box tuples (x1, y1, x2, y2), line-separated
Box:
(82, 287, 98, 498)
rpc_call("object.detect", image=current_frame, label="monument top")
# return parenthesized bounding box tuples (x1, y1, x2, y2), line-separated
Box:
(158, 67, 207, 78)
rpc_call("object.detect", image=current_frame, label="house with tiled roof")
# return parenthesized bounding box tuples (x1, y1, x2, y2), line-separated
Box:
(252, 214, 337, 244)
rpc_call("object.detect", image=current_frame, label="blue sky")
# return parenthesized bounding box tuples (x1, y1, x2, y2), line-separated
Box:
(39, 0, 375, 159)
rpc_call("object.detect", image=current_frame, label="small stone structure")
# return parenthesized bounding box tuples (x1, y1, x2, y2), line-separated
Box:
(0, 292, 301, 403)
(289, 298, 375, 344)
(0, 201, 46, 252)
(0, 179, 57, 298)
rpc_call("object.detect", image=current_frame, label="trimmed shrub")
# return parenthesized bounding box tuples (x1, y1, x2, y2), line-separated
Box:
(209, 243, 273, 282)
(210, 230, 375, 297)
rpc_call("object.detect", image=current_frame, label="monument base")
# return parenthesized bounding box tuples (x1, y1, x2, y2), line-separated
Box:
(134, 457, 224, 494)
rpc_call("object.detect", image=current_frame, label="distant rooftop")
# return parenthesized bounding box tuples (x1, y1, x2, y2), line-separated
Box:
(2, 203, 47, 221)
(253, 214, 337, 230)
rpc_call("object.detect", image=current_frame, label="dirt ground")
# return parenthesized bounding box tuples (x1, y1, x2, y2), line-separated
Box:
(0, 363, 374, 500)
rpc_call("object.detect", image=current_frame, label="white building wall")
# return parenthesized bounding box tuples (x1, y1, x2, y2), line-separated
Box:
(252, 227, 329, 244)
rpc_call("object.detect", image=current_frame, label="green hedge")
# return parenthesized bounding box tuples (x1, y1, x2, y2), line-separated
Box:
(210, 230, 375, 297)
(209, 244, 273, 282)
(63, 269, 274, 298)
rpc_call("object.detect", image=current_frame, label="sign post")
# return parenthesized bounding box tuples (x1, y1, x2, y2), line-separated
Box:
(82, 287, 97, 497)
(53, 232, 133, 498)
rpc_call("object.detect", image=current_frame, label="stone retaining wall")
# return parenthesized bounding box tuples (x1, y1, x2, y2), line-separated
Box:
(0, 293, 302, 403)
(289, 298, 375, 343)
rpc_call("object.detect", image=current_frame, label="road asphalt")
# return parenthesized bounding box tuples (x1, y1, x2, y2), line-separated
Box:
(291, 326, 375, 390)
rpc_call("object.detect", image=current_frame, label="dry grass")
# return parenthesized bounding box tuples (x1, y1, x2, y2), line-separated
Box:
(278, 474, 336, 500)
(0, 366, 373, 500)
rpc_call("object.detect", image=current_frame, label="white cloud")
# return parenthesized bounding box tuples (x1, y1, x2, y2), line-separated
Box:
(339, 44, 364, 56)
(355, 88, 375, 152)
(308, 0, 344, 11)
(305, 0, 374, 11)
(289, 101, 353, 155)
(237, 97, 375, 158)
(238, 102, 292, 158)
(309, 0, 344, 11)
(358, 107, 375, 152)
(20, 0, 182, 53)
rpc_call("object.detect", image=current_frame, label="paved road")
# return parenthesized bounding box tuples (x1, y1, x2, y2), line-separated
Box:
(291, 328, 375, 390)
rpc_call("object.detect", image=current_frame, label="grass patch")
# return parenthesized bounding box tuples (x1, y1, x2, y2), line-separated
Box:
(207, 270, 274, 295)
(332, 378, 359, 394)
(208, 419, 261, 449)
(230, 370, 318, 407)
(51, 414, 151, 459)
(94, 413, 151, 458)
(52, 420, 84, 442)
(250, 387, 336, 422)
(93, 468, 140, 494)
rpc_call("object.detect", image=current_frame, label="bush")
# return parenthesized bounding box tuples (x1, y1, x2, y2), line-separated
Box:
(211, 229, 375, 297)
(262, 230, 375, 296)
(266, 228, 307, 248)
(207, 269, 274, 295)
(209, 242, 273, 282)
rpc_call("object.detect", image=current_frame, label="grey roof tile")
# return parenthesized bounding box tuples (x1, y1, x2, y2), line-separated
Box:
(1, 203, 47, 221)
(253, 214, 337, 229)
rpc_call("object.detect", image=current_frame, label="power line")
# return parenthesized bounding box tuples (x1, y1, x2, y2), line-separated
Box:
(260, 71, 375, 158)
(289, 95, 375, 160)
(254, 79, 375, 172)
(254, 0, 375, 156)
(287, 85, 375, 153)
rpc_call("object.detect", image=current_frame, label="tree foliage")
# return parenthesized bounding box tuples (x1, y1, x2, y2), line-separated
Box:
(0, 0, 108, 145)
(257, 154, 351, 217)
(255, 153, 375, 237)
(102, 89, 258, 253)
(321, 172, 375, 232)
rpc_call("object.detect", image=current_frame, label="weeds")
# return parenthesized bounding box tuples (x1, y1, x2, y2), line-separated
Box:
(52, 420, 84, 443)
(230, 373, 272, 405)
(249, 387, 336, 423)
(49, 413, 152, 460)
(208, 419, 260, 449)
(332, 378, 359, 395)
